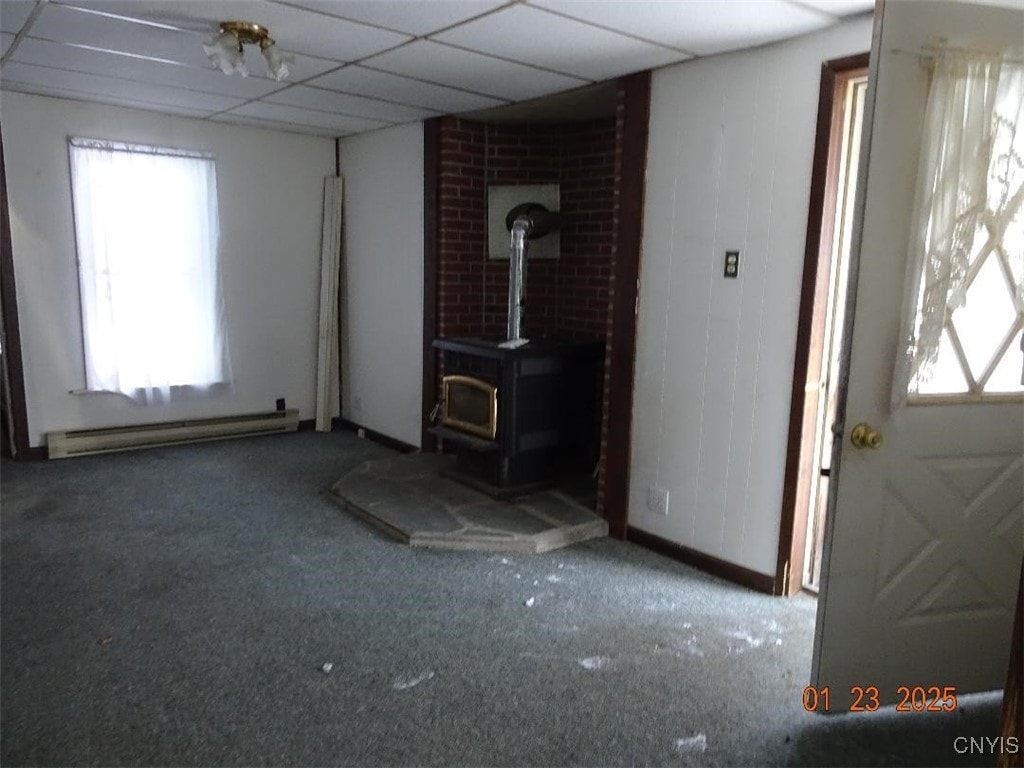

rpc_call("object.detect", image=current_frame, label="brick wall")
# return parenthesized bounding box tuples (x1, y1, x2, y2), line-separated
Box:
(433, 110, 622, 516)
(437, 118, 486, 339)
(436, 117, 616, 342)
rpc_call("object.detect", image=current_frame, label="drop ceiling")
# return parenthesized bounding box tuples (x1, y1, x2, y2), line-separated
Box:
(0, 0, 873, 138)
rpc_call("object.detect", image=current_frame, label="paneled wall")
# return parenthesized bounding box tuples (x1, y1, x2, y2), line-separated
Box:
(2, 92, 335, 446)
(628, 17, 873, 575)
(338, 123, 424, 448)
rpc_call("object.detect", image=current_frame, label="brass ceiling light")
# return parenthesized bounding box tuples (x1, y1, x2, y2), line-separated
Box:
(203, 21, 293, 81)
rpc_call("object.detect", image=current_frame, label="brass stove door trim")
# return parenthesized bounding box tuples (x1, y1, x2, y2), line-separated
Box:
(442, 375, 498, 440)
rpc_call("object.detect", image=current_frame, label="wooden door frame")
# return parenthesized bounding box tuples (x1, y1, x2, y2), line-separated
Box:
(602, 71, 650, 538)
(420, 118, 440, 452)
(999, 560, 1022, 768)
(775, 53, 870, 596)
(0, 127, 41, 460)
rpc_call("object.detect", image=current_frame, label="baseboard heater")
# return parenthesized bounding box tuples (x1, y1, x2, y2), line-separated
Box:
(47, 409, 300, 459)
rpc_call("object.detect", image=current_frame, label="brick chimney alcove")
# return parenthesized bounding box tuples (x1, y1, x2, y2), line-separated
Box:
(425, 79, 637, 515)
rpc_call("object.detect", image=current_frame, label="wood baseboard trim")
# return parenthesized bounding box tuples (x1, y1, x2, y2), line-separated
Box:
(299, 417, 349, 431)
(299, 417, 418, 454)
(336, 418, 418, 454)
(627, 526, 776, 594)
(19, 446, 48, 461)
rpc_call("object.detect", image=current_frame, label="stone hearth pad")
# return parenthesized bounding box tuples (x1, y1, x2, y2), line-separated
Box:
(329, 454, 607, 553)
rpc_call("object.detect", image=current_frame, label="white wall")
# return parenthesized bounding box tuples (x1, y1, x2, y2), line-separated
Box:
(629, 17, 873, 576)
(3, 92, 335, 446)
(338, 123, 424, 448)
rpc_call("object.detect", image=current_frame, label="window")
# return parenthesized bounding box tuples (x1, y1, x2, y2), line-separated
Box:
(68, 137, 228, 399)
(895, 52, 1023, 404)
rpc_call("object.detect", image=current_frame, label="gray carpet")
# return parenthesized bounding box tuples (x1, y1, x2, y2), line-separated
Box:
(0, 431, 1002, 767)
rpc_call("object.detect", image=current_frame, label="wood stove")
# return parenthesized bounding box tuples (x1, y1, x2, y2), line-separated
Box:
(441, 375, 497, 440)
(432, 337, 602, 498)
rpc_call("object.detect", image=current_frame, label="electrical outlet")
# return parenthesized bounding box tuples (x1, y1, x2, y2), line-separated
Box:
(647, 486, 669, 516)
(724, 250, 739, 278)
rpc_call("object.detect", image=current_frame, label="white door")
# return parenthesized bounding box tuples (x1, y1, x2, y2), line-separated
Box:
(812, 0, 1024, 705)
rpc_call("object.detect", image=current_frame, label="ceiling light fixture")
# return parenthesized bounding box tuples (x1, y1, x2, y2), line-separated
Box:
(203, 21, 293, 81)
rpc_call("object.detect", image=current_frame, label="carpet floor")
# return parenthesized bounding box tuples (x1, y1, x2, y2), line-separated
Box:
(0, 431, 1002, 767)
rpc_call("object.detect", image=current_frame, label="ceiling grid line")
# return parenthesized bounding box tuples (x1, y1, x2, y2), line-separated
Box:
(418, 38, 596, 88)
(0, 0, 48, 65)
(353, 62, 514, 103)
(520, 1, 700, 57)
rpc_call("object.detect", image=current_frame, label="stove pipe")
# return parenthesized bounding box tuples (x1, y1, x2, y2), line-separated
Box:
(503, 203, 559, 346)
(506, 216, 532, 344)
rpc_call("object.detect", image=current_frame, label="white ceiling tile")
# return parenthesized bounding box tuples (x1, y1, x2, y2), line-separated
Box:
(791, 0, 874, 16)
(1, 30, 14, 56)
(1, 79, 214, 117)
(309, 64, 504, 112)
(62, 0, 410, 62)
(434, 4, 683, 80)
(32, 4, 344, 79)
(208, 111, 339, 137)
(264, 83, 438, 121)
(0, 61, 246, 112)
(232, 2, 412, 62)
(273, 0, 507, 35)
(1, 0, 35, 34)
(271, 52, 340, 81)
(530, 0, 831, 56)
(52, 0, 271, 31)
(32, 4, 212, 67)
(226, 100, 390, 133)
(363, 40, 587, 100)
(11, 37, 287, 98)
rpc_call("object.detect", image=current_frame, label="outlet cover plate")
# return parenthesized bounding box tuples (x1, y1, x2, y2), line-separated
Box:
(646, 486, 669, 516)
(724, 250, 739, 278)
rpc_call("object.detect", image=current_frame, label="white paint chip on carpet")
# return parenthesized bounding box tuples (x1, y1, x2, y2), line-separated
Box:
(393, 671, 435, 690)
(675, 733, 708, 753)
(725, 630, 765, 652)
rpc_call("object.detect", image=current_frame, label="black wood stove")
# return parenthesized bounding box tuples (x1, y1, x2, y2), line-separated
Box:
(431, 337, 602, 498)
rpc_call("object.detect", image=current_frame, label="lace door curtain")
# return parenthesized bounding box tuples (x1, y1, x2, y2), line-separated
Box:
(893, 51, 1024, 407)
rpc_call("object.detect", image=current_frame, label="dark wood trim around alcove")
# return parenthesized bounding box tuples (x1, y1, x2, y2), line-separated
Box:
(421, 118, 440, 452)
(336, 417, 419, 454)
(0, 127, 42, 460)
(335, 138, 344, 422)
(775, 52, 870, 595)
(602, 70, 651, 539)
(999, 561, 1023, 768)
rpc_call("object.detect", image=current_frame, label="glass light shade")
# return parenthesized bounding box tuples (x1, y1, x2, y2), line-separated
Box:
(261, 43, 293, 82)
(203, 31, 248, 77)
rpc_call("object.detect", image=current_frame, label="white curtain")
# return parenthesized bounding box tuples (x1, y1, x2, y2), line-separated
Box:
(893, 51, 1024, 406)
(69, 138, 230, 401)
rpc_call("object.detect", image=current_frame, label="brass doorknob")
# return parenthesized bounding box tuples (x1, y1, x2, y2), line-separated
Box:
(850, 422, 883, 450)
